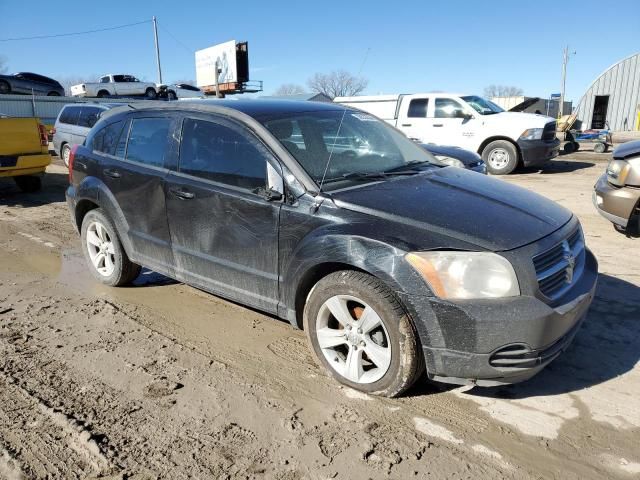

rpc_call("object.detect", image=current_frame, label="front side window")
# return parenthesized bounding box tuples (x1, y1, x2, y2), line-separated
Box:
(112, 75, 125, 83)
(435, 98, 466, 118)
(179, 118, 267, 190)
(261, 110, 439, 189)
(91, 120, 126, 155)
(408, 98, 429, 118)
(125, 118, 170, 167)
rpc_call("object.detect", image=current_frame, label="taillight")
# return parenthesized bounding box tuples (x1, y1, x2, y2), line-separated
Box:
(68, 145, 79, 183)
(38, 124, 48, 146)
(50, 127, 56, 135)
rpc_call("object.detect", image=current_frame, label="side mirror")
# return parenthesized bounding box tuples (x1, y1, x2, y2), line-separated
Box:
(457, 111, 473, 120)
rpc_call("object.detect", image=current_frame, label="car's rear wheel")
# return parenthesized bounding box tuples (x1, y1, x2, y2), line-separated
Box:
(482, 140, 519, 175)
(303, 270, 423, 397)
(145, 88, 157, 99)
(61, 144, 71, 167)
(81, 209, 141, 286)
(14, 175, 41, 192)
(47, 91, 60, 96)
(97, 90, 110, 98)
(0, 80, 10, 94)
(167, 90, 177, 100)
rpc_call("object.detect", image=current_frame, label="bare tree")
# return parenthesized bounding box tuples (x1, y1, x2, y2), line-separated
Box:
(307, 70, 368, 99)
(58, 75, 101, 95)
(484, 85, 524, 98)
(274, 83, 305, 95)
(0, 56, 8, 74)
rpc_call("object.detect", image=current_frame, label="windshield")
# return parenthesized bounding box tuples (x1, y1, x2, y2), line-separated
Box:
(260, 110, 440, 190)
(461, 95, 504, 115)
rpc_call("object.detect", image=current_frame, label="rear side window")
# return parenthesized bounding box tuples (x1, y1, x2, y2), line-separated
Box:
(78, 107, 102, 128)
(435, 98, 465, 118)
(125, 118, 171, 167)
(179, 118, 267, 190)
(408, 99, 429, 118)
(91, 120, 126, 155)
(59, 106, 81, 125)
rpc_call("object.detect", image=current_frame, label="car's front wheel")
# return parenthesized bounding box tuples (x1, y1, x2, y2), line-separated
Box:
(482, 140, 519, 175)
(81, 209, 141, 286)
(145, 88, 157, 99)
(303, 270, 423, 397)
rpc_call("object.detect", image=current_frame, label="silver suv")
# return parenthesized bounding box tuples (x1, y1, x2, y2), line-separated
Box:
(52, 104, 114, 166)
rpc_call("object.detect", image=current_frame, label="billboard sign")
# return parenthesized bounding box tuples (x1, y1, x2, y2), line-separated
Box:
(195, 40, 238, 87)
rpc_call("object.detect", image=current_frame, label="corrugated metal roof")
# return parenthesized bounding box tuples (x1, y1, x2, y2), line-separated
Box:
(574, 52, 640, 131)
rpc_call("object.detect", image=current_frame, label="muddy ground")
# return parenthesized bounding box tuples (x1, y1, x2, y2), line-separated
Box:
(0, 153, 638, 480)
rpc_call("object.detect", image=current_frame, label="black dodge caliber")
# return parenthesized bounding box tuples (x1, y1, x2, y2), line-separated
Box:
(66, 100, 598, 397)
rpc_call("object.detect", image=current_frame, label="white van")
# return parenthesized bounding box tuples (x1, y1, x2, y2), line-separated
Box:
(335, 93, 560, 174)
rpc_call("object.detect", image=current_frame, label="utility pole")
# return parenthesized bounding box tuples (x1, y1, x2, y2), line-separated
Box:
(559, 46, 575, 118)
(152, 16, 162, 84)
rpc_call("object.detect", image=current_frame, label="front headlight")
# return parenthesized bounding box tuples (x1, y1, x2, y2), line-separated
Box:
(607, 159, 631, 187)
(405, 251, 520, 299)
(434, 155, 465, 169)
(519, 128, 543, 141)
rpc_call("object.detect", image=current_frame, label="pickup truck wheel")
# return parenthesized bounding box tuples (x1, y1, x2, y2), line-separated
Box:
(482, 140, 518, 175)
(61, 144, 71, 167)
(97, 90, 110, 98)
(0, 81, 10, 94)
(303, 270, 424, 397)
(14, 175, 41, 193)
(145, 88, 157, 99)
(81, 209, 141, 286)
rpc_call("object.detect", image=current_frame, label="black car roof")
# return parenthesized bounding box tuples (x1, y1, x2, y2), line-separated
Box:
(102, 99, 346, 122)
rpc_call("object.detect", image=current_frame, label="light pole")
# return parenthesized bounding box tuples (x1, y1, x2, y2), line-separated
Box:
(559, 46, 576, 118)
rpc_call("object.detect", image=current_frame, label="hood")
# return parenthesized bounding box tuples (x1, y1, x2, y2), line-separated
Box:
(330, 167, 572, 251)
(490, 111, 554, 128)
(509, 97, 540, 112)
(613, 139, 640, 160)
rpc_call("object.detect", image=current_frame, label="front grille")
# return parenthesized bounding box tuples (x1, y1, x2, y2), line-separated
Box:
(533, 228, 585, 300)
(542, 121, 557, 142)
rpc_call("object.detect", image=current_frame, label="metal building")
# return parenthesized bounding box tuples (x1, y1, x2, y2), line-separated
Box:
(574, 52, 640, 131)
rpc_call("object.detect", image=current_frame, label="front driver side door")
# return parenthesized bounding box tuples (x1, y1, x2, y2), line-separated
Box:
(165, 114, 282, 313)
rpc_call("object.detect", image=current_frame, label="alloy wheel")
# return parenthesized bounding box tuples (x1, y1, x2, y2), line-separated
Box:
(315, 295, 392, 384)
(85, 221, 116, 277)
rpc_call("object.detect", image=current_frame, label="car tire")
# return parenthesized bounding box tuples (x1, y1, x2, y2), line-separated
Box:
(145, 88, 157, 99)
(13, 175, 41, 193)
(97, 90, 110, 98)
(563, 142, 576, 154)
(61, 143, 71, 167)
(482, 140, 519, 175)
(81, 209, 141, 287)
(167, 90, 177, 100)
(572, 142, 580, 152)
(303, 270, 424, 398)
(0, 80, 10, 94)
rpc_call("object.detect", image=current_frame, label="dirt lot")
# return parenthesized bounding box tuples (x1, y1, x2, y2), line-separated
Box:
(0, 153, 638, 479)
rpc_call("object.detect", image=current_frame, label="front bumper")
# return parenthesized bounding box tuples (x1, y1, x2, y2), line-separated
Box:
(593, 173, 639, 229)
(518, 138, 560, 167)
(406, 245, 598, 387)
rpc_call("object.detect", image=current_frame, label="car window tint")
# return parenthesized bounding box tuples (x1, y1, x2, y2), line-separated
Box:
(408, 99, 429, 118)
(125, 118, 170, 167)
(91, 120, 125, 155)
(435, 98, 465, 118)
(113, 75, 125, 83)
(78, 107, 102, 128)
(59, 106, 81, 125)
(179, 118, 267, 190)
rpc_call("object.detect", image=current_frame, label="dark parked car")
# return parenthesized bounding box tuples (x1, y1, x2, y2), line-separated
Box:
(421, 143, 486, 174)
(0, 72, 65, 96)
(66, 100, 597, 397)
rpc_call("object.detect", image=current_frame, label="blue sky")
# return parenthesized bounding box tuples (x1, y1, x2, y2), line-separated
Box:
(1, 0, 638, 101)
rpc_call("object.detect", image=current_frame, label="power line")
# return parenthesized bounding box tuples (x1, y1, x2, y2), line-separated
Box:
(0, 20, 151, 42)
(157, 22, 194, 54)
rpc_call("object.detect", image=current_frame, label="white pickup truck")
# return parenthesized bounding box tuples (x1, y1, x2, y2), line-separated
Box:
(71, 74, 160, 99)
(334, 93, 560, 174)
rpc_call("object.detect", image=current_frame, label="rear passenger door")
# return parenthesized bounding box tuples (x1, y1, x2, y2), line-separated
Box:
(398, 95, 431, 143)
(164, 114, 282, 313)
(97, 114, 177, 274)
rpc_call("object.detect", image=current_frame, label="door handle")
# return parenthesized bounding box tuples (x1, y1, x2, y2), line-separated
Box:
(432, 124, 444, 127)
(75, 160, 87, 170)
(103, 168, 121, 178)
(401, 123, 412, 127)
(169, 187, 195, 200)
